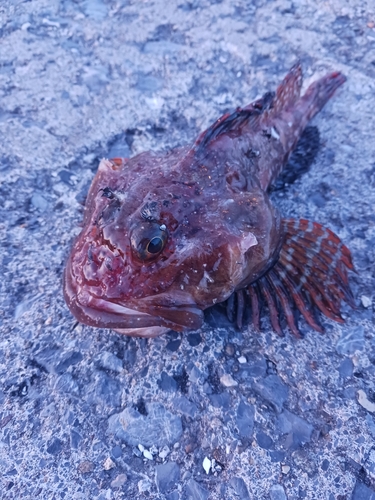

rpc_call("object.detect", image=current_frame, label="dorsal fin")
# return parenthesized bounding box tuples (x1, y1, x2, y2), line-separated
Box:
(271, 62, 303, 113)
(193, 62, 304, 156)
(194, 91, 275, 154)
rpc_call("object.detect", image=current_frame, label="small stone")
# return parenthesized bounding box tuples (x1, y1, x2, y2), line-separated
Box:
(31, 193, 48, 211)
(236, 400, 255, 438)
(227, 477, 250, 500)
(281, 465, 290, 474)
(361, 295, 372, 308)
(78, 461, 94, 474)
(159, 445, 170, 459)
(83, 153, 97, 164)
(357, 390, 375, 413)
(143, 449, 153, 460)
(364, 449, 375, 480)
(238, 356, 247, 364)
(187, 333, 202, 346)
(108, 403, 182, 447)
(252, 375, 289, 413)
(269, 484, 287, 500)
(103, 457, 116, 470)
(158, 372, 177, 392)
(277, 410, 313, 448)
(220, 374, 238, 387)
(97, 351, 123, 372)
(111, 473, 127, 488)
(352, 481, 375, 500)
(173, 396, 198, 418)
(138, 479, 152, 493)
(256, 432, 274, 450)
(203, 457, 211, 474)
(133, 447, 142, 457)
(185, 478, 209, 500)
(225, 343, 235, 356)
(336, 326, 365, 355)
(138, 444, 145, 452)
(46, 437, 63, 455)
(338, 358, 353, 378)
(111, 445, 122, 458)
(155, 462, 181, 493)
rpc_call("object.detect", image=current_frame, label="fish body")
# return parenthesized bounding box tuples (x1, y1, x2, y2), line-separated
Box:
(64, 63, 354, 338)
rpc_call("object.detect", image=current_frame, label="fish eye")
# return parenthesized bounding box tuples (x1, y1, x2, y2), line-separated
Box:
(130, 222, 168, 261)
(147, 236, 164, 254)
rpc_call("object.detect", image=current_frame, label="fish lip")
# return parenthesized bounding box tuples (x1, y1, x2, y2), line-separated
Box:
(63, 258, 203, 333)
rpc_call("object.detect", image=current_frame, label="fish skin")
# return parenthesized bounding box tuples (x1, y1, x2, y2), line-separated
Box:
(64, 63, 353, 337)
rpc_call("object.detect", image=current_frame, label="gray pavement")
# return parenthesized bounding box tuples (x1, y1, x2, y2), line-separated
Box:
(1, 1, 375, 499)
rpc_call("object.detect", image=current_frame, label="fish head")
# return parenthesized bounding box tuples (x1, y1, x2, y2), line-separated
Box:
(64, 154, 279, 337)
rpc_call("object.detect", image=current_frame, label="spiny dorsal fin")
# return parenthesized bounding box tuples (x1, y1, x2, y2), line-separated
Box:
(271, 62, 303, 113)
(194, 91, 275, 154)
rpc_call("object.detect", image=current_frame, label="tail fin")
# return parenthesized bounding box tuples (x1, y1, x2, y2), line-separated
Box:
(227, 219, 355, 337)
(296, 71, 346, 126)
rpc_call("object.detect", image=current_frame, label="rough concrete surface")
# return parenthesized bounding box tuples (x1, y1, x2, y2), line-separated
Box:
(1, 1, 375, 499)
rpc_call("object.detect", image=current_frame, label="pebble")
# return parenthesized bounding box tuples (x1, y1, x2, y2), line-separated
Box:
(227, 477, 250, 499)
(155, 462, 181, 493)
(336, 326, 365, 355)
(111, 445, 122, 458)
(361, 295, 372, 308)
(103, 457, 116, 470)
(138, 479, 152, 493)
(108, 403, 182, 447)
(97, 351, 123, 373)
(202, 457, 211, 474)
(185, 478, 209, 500)
(159, 445, 170, 460)
(209, 393, 231, 408)
(252, 375, 289, 413)
(78, 461, 94, 474)
(269, 484, 287, 500)
(351, 481, 375, 500)
(46, 437, 63, 455)
(31, 193, 49, 211)
(338, 358, 354, 378)
(173, 396, 198, 418)
(238, 356, 247, 364)
(277, 410, 313, 448)
(220, 374, 238, 387)
(158, 371, 178, 392)
(236, 400, 255, 438)
(357, 390, 375, 413)
(281, 465, 290, 474)
(256, 432, 274, 450)
(110, 474, 127, 488)
(143, 449, 153, 460)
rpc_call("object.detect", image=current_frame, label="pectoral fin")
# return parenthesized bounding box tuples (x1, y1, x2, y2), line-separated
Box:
(228, 218, 355, 337)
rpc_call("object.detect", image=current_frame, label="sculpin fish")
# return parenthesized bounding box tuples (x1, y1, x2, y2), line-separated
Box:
(64, 63, 354, 338)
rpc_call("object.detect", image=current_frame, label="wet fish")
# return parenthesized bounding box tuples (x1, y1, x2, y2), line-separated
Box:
(64, 63, 355, 338)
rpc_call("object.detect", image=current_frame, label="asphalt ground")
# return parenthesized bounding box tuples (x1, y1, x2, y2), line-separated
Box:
(1, 1, 375, 499)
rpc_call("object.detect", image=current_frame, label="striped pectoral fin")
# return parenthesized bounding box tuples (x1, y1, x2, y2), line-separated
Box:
(245, 218, 355, 337)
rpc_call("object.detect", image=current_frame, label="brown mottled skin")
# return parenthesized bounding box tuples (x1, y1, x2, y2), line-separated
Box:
(64, 64, 353, 337)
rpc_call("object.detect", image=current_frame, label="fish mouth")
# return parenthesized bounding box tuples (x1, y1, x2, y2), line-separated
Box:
(63, 259, 204, 337)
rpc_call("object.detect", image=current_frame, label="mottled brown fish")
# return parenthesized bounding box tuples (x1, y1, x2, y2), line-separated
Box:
(64, 63, 355, 338)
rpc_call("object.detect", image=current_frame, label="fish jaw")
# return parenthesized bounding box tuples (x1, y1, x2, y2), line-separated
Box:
(63, 252, 204, 336)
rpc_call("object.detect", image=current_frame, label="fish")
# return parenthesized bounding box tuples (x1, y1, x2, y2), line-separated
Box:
(64, 63, 355, 339)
